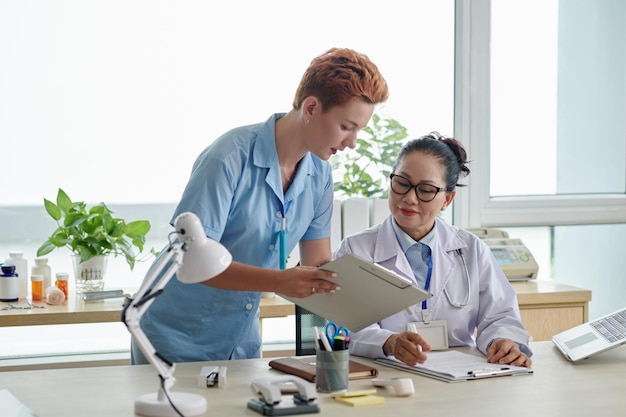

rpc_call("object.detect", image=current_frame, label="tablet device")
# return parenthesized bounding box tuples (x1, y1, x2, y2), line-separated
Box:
(282, 254, 431, 332)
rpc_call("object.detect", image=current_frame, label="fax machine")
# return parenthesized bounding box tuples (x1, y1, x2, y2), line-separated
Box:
(466, 228, 539, 281)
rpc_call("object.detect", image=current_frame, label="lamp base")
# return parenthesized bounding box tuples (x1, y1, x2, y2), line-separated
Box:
(135, 391, 207, 417)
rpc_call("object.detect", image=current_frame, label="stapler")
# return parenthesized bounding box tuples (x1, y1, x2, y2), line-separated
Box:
(247, 375, 320, 415)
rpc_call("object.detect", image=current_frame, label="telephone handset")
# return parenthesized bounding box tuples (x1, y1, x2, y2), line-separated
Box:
(466, 228, 539, 281)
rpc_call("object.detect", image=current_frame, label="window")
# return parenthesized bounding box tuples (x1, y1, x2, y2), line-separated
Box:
(458, 0, 626, 319)
(0, 0, 454, 362)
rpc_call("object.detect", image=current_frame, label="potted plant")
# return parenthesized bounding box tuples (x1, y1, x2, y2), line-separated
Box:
(331, 112, 408, 199)
(37, 188, 152, 292)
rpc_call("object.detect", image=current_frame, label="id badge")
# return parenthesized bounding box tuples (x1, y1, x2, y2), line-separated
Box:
(407, 320, 449, 350)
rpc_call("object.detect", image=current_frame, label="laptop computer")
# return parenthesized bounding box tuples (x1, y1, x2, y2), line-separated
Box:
(552, 307, 626, 362)
(282, 254, 431, 332)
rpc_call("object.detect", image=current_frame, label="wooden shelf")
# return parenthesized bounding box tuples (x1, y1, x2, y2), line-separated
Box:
(1, 281, 590, 343)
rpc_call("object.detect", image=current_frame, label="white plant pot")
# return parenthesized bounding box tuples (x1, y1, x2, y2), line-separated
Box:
(72, 255, 108, 293)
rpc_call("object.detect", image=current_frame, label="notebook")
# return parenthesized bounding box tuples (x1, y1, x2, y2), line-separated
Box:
(282, 254, 431, 332)
(552, 307, 626, 362)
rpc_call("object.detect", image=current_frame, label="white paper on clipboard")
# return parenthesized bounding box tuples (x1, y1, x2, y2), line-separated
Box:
(281, 254, 431, 332)
(375, 350, 533, 382)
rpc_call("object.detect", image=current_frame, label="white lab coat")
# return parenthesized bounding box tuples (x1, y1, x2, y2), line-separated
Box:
(334, 216, 531, 359)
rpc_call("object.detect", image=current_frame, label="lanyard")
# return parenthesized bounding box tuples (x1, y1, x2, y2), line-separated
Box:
(278, 199, 293, 270)
(421, 253, 433, 323)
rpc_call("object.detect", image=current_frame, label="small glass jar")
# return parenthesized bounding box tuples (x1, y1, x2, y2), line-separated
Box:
(31, 274, 43, 301)
(55, 272, 69, 298)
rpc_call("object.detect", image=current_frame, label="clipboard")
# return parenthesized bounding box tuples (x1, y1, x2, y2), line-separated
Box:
(282, 254, 431, 332)
(375, 350, 533, 383)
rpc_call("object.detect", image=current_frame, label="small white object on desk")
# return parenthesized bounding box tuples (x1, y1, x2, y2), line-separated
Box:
(45, 286, 66, 305)
(371, 377, 415, 397)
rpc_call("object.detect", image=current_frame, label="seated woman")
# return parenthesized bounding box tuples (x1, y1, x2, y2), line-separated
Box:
(334, 133, 532, 367)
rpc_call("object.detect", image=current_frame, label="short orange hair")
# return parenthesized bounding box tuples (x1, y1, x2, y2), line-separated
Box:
(292, 48, 389, 111)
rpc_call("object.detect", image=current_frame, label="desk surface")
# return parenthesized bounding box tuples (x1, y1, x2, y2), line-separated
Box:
(1, 341, 624, 417)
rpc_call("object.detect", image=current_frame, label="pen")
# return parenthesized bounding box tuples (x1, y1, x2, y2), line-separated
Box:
(278, 200, 292, 270)
(319, 329, 333, 352)
(279, 218, 287, 270)
(468, 367, 512, 378)
(312, 326, 325, 351)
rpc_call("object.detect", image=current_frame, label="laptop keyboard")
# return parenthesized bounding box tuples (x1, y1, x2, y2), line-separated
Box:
(590, 310, 626, 343)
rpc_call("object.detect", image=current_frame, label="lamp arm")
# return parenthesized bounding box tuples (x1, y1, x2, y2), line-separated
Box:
(122, 243, 185, 393)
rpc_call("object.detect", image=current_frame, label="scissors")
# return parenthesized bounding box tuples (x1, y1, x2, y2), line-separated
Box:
(325, 321, 350, 342)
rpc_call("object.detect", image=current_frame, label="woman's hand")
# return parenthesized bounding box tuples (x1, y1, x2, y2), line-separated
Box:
(384, 331, 431, 366)
(276, 266, 341, 298)
(487, 338, 532, 368)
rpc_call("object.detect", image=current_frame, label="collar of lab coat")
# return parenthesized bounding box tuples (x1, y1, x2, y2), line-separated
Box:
(371, 216, 468, 276)
(373, 216, 467, 257)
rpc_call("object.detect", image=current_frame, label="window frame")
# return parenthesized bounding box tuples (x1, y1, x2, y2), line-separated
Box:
(453, 0, 626, 229)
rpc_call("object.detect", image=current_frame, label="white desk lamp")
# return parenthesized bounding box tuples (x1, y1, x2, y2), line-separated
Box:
(122, 212, 232, 417)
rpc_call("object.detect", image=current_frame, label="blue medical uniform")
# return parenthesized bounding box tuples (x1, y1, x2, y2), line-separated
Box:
(132, 113, 334, 364)
(334, 216, 532, 359)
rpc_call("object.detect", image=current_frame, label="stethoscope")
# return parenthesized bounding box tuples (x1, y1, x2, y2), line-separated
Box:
(444, 249, 471, 308)
(413, 248, 471, 322)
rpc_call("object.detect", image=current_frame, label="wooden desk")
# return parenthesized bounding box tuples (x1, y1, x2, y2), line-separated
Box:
(0, 341, 624, 417)
(511, 280, 591, 341)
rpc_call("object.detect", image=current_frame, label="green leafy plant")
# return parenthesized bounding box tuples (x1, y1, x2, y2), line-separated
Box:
(37, 188, 152, 270)
(331, 112, 408, 199)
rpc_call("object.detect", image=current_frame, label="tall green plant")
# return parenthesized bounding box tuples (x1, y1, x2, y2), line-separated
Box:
(331, 112, 408, 198)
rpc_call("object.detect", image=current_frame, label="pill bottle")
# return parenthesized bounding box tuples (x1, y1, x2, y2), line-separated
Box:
(5, 251, 28, 299)
(55, 272, 69, 298)
(0, 264, 19, 302)
(31, 274, 43, 301)
(32, 258, 52, 297)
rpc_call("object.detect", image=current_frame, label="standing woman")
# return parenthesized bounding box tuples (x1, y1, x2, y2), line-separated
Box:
(334, 133, 532, 368)
(132, 48, 389, 364)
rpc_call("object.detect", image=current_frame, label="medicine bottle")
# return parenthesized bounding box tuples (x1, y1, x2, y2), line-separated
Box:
(31, 274, 43, 301)
(32, 258, 52, 297)
(0, 264, 19, 302)
(5, 251, 28, 299)
(55, 272, 69, 298)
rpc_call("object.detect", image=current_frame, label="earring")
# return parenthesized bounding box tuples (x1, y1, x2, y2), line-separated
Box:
(304, 119, 310, 125)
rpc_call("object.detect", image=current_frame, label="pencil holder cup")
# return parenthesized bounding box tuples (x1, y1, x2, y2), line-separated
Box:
(315, 349, 349, 393)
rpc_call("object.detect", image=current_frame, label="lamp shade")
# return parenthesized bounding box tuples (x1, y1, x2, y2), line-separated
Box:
(173, 212, 232, 284)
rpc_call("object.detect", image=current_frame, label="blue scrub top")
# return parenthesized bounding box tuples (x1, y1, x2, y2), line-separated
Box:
(133, 114, 334, 363)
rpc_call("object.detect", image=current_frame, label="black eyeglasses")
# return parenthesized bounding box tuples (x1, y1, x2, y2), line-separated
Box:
(389, 174, 446, 202)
